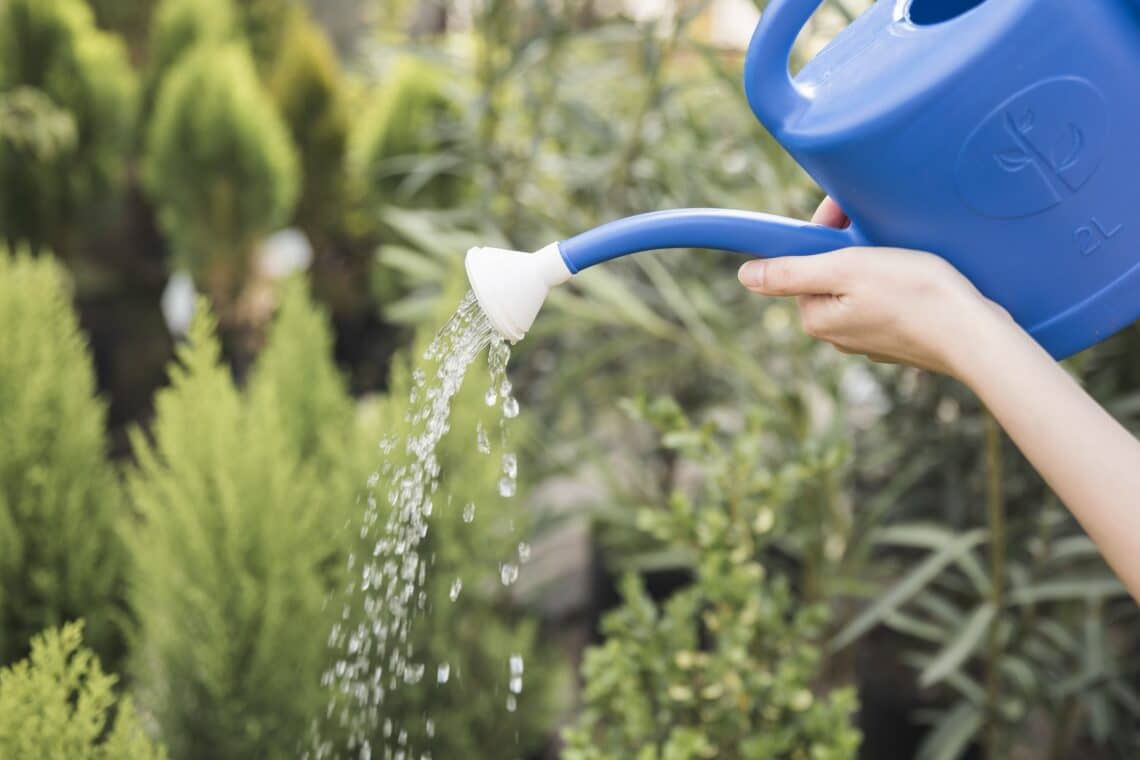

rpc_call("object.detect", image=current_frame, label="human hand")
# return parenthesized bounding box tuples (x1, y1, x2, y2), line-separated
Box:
(738, 197, 1014, 379)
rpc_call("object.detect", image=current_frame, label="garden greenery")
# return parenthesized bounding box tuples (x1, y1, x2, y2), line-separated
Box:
(125, 286, 362, 759)
(0, 622, 166, 759)
(0, 0, 136, 253)
(142, 42, 298, 314)
(0, 250, 124, 668)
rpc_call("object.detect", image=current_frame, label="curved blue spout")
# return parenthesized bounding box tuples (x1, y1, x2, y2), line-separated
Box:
(557, 208, 863, 274)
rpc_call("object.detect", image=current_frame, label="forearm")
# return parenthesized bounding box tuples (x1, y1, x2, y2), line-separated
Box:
(952, 313, 1140, 599)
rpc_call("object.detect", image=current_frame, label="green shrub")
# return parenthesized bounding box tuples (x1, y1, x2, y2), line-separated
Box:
(0, 0, 136, 253)
(126, 285, 364, 760)
(142, 42, 298, 312)
(0, 622, 166, 759)
(346, 55, 468, 216)
(0, 249, 125, 668)
(84, 0, 156, 52)
(238, 0, 300, 71)
(144, 0, 238, 106)
(562, 397, 861, 760)
(267, 13, 350, 247)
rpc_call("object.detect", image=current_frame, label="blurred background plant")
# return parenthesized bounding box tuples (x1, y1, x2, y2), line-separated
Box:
(1, 0, 1139, 758)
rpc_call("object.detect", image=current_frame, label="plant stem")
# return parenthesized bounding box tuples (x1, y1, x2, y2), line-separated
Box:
(983, 410, 1006, 760)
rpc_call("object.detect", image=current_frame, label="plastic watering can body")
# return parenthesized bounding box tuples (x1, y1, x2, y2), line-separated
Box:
(467, 0, 1140, 358)
(741, 0, 1140, 359)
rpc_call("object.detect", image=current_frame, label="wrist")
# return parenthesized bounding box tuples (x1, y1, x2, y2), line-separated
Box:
(942, 298, 1030, 388)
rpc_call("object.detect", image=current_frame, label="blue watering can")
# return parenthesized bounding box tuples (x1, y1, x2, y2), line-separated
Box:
(466, 0, 1140, 359)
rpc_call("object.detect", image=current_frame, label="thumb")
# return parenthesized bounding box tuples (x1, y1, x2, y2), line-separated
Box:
(738, 253, 852, 296)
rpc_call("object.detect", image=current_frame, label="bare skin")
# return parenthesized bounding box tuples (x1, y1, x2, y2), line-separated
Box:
(739, 197, 1140, 602)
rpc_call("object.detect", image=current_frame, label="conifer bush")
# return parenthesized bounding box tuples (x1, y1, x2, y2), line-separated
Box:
(562, 397, 861, 760)
(346, 56, 468, 214)
(145, 0, 239, 106)
(142, 42, 298, 317)
(267, 13, 350, 248)
(0, 249, 125, 668)
(126, 284, 367, 759)
(0, 0, 136, 252)
(0, 622, 166, 759)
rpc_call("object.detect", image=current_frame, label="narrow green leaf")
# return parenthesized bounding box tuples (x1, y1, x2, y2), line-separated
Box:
(920, 603, 997, 688)
(916, 701, 983, 760)
(830, 529, 988, 652)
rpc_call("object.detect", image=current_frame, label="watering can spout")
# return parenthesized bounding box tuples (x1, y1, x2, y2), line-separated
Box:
(466, 209, 860, 343)
(465, 242, 572, 343)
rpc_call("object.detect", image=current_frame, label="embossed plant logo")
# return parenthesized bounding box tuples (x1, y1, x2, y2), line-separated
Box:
(994, 109, 1086, 196)
(956, 78, 1107, 219)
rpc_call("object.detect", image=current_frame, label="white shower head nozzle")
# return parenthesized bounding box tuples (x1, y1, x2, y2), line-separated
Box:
(464, 242, 572, 343)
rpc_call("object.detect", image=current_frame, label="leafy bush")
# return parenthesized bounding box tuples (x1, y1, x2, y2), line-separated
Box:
(142, 42, 298, 314)
(267, 13, 350, 247)
(346, 55, 468, 216)
(563, 397, 861, 760)
(0, 622, 166, 759)
(144, 0, 238, 106)
(0, 249, 125, 668)
(0, 0, 136, 253)
(84, 0, 156, 51)
(237, 0, 300, 71)
(125, 285, 365, 760)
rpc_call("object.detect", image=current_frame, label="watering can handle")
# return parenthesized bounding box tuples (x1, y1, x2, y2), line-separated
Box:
(743, 0, 824, 129)
(558, 208, 862, 273)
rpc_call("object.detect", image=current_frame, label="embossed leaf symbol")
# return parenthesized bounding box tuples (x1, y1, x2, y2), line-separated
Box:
(995, 149, 1033, 173)
(1052, 124, 1084, 172)
(1017, 109, 1035, 134)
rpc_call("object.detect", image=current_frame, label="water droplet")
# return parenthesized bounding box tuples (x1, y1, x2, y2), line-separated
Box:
(499, 377, 513, 397)
(510, 654, 524, 676)
(500, 563, 518, 586)
(449, 578, 463, 601)
(436, 664, 450, 684)
(498, 478, 516, 498)
(509, 676, 523, 694)
(506, 695, 517, 712)
(484, 388, 498, 406)
(367, 471, 380, 488)
(476, 423, 491, 454)
(502, 396, 520, 419)
(462, 502, 476, 523)
(425, 719, 436, 738)
(403, 663, 424, 684)
(501, 453, 518, 479)
(517, 542, 531, 562)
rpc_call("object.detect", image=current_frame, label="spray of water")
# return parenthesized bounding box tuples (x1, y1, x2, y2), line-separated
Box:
(312, 292, 524, 759)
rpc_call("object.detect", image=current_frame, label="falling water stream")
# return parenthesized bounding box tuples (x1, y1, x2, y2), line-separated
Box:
(312, 292, 525, 760)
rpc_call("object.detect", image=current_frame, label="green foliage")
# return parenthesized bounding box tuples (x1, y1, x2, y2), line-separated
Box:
(0, 0, 137, 252)
(84, 0, 156, 51)
(145, 0, 238, 106)
(0, 622, 166, 759)
(563, 397, 861, 759)
(238, 0, 301, 71)
(142, 42, 299, 306)
(268, 13, 350, 245)
(347, 55, 467, 215)
(125, 286, 365, 760)
(0, 249, 124, 668)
